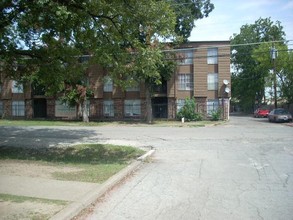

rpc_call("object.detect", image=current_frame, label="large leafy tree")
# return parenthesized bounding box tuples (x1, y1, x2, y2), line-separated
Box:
(253, 43, 293, 105)
(231, 18, 285, 112)
(1, 0, 214, 122)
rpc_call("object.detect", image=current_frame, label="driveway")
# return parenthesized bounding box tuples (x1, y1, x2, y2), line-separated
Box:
(0, 116, 292, 220)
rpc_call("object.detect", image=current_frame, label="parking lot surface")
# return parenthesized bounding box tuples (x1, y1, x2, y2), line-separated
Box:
(0, 116, 292, 220)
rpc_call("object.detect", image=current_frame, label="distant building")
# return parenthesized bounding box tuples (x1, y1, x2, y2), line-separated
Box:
(0, 41, 231, 120)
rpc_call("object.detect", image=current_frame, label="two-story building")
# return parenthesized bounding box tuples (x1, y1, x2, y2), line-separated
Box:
(0, 41, 231, 120)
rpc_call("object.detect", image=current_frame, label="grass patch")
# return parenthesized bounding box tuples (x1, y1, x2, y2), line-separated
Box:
(0, 119, 224, 127)
(0, 144, 145, 164)
(0, 144, 145, 183)
(0, 193, 68, 205)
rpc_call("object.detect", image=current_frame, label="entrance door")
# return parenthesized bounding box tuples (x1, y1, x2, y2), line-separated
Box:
(152, 97, 168, 118)
(34, 99, 47, 118)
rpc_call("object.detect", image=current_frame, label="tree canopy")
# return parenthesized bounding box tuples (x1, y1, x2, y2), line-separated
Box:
(0, 0, 214, 122)
(230, 17, 287, 112)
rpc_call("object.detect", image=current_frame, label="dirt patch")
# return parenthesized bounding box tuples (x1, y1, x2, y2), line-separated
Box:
(0, 160, 81, 219)
(0, 200, 65, 220)
(0, 160, 82, 179)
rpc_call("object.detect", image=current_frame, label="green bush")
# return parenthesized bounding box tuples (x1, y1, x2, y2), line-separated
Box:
(176, 98, 202, 122)
(211, 108, 222, 121)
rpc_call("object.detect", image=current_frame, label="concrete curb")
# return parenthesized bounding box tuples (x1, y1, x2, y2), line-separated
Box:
(50, 149, 155, 220)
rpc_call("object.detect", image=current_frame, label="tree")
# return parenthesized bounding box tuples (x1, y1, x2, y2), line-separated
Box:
(231, 17, 285, 112)
(1, 0, 214, 122)
(253, 43, 293, 105)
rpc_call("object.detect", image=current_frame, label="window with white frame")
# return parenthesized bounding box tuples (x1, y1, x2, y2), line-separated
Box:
(178, 74, 193, 90)
(207, 99, 220, 115)
(177, 99, 185, 112)
(207, 73, 218, 90)
(103, 100, 114, 117)
(55, 100, 76, 117)
(178, 50, 193, 65)
(0, 101, 3, 116)
(124, 100, 141, 116)
(12, 80, 23, 93)
(103, 76, 113, 92)
(12, 101, 25, 116)
(207, 48, 218, 64)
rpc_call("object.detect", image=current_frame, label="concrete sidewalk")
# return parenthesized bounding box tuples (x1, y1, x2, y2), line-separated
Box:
(0, 149, 155, 220)
(0, 175, 99, 202)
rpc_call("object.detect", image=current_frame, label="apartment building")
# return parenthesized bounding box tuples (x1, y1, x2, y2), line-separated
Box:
(0, 41, 231, 120)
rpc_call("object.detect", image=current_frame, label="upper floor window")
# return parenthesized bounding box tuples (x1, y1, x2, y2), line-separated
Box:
(207, 73, 218, 90)
(12, 80, 23, 93)
(103, 76, 113, 92)
(178, 50, 193, 65)
(178, 74, 193, 90)
(126, 78, 140, 92)
(207, 48, 218, 64)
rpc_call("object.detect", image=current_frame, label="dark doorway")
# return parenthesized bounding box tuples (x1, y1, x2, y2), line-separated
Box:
(34, 99, 47, 118)
(152, 97, 168, 118)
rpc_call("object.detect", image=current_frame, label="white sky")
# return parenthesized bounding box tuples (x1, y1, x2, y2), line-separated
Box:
(188, 0, 293, 46)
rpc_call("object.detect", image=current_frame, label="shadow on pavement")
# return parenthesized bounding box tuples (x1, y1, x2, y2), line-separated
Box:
(0, 126, 101, 148)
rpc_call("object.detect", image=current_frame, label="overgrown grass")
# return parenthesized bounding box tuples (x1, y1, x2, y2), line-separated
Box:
(0, 144, 145, 183)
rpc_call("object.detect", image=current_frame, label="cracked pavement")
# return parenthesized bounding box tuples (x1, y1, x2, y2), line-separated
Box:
(82, 116, 293, 220)
(0, 116, 292, 220)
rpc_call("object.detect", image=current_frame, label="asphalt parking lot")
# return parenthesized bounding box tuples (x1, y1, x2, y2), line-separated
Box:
(0, 116, 292, 220)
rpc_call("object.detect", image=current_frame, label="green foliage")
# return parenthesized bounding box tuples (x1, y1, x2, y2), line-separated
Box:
(231, 17, 286, 112)
(176, 98, 202, 121)
(211, 108, 222, 121)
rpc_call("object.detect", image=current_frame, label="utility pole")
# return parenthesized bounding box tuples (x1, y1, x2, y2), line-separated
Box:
(270, 44, 278, 109)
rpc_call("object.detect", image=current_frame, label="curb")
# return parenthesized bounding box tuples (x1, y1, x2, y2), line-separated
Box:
(50, 149, 155, 220)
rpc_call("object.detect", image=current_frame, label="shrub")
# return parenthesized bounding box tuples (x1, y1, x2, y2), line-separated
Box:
(176, 98, 202, 121)
(211, 108, 222, 121)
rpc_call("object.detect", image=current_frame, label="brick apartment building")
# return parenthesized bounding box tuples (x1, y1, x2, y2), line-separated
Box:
(0, 41, 231, 120)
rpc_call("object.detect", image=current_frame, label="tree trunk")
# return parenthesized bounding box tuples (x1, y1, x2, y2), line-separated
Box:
(81, 98, 89, 123)
(145, 86, 153, 124)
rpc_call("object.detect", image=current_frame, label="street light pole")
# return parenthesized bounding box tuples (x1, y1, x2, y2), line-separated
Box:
(270, 45, 278, 109)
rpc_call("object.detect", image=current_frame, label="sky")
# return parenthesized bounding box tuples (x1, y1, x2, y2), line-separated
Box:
(188, 0, 293, 46)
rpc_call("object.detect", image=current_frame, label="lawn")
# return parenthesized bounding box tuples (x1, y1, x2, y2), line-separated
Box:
(0, 144, 145, 183)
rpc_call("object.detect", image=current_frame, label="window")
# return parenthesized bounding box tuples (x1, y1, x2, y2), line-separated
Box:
(124, 100, 141, 116)
(178, 74, 193, 90)
(103, 76, 113, 92)
(12, 80, 23, 93)
(207, 99, 219, 115)
(178, 50, 193, 65)
(0, 101, 3, 116)
(103, 100, 114, 117)
(12, 101, 25, 116)
(126, 78, 140, 92)
(55, 101, 76, 117)
(177, 99, 185, 112)
(207, 73, 218, 90)
(207, 48, 218, 64)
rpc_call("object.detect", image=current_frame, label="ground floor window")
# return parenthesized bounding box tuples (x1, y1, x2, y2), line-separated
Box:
(207, 99, 219, 115)
(55, 101, 76, 117)
(12, 101, 25, 116)
(176, 99, 185, 112)
(124, 100, 141, 116)
(103, 100, 114, 117)
(0, 101, 3, 116)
